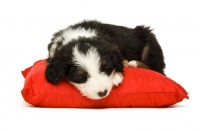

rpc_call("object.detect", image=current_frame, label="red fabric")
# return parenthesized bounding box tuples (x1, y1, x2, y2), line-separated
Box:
(21, 60, 189, 108)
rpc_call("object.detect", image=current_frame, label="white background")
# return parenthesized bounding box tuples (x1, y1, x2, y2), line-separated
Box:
(0, 0, 200, 131)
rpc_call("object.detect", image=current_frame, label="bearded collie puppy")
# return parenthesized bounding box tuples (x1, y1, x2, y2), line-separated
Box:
(45, 20, 165, 100)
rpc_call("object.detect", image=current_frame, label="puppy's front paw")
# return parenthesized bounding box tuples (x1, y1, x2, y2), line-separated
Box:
(112, 72, 123, 87)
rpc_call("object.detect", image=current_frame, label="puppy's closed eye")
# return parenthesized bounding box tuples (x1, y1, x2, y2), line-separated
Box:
(66, 67, 89, 83)
(101, 66, 114, 75)
(100, 60, 114, 75)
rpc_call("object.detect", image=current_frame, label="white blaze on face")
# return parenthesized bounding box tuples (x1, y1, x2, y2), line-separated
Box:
(71, 45, 113, 100)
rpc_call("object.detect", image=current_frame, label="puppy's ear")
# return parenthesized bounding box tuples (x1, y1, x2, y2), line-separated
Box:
(45, 59, 67, 84)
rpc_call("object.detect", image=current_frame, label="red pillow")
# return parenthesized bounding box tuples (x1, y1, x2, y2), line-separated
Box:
(21, 60, 188, 108)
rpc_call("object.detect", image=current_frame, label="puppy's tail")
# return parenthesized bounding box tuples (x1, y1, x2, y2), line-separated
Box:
(133, 26, 153, 43)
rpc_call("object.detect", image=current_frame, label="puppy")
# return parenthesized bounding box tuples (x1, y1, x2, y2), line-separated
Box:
(45, 20, 165, 100)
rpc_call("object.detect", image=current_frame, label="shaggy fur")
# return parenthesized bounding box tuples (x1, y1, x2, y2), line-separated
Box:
(45, 20, 165, 99)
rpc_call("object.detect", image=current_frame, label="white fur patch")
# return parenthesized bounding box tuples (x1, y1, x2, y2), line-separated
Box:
(49, 43, 58, 57)
(49, 27, 97, 58)
(72, 45, 100, 73)
(71, 45, 114, 100)
(128, 60, 138, 67)
(62, 27, 97, 44)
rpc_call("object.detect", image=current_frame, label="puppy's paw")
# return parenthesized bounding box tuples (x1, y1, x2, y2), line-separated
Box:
(128, 60, 138, 67)
(112, 72, 123, 87)
(123, 60, 129, 67)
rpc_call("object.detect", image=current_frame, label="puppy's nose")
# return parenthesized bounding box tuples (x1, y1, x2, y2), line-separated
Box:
(97, 90, 108, 97)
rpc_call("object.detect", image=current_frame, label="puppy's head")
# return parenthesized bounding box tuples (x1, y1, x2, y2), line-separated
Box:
(45, 39, 123, 99)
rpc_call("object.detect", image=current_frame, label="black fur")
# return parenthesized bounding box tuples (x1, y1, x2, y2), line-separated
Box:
(45, 20, 165, 84)
(70, 20, 165, 74)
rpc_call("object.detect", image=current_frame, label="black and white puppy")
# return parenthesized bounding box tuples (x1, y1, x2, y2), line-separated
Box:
(45, 20, 165, 100)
